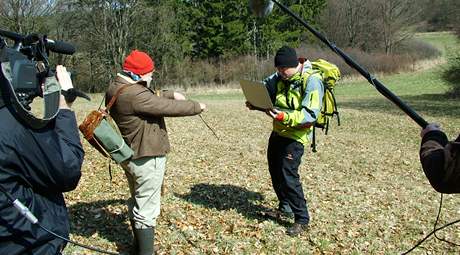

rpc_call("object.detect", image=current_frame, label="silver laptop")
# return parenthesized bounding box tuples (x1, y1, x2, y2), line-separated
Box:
(239, 79, 273, 110)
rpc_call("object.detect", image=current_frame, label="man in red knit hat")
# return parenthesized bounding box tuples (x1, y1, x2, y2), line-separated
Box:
(106, 49, 206, 255)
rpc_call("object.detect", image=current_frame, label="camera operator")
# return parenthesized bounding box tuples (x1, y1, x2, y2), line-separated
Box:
(420, 123, 460, 194)
(0, 65, 84, 254)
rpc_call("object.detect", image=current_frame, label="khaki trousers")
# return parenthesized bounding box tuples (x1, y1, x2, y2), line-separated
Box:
(122, 156, 166, 229)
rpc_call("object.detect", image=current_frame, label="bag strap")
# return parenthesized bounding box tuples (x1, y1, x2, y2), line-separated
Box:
(105, 84, 130, 112)
(311, 126, 317, 153)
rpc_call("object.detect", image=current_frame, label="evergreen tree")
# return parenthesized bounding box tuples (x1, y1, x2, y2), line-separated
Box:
(185, 0, 325, 59)
(253, 0, 326, 58)
(185, 0, 251, 59)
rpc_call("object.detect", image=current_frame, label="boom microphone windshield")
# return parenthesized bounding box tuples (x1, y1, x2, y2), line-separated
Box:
(249, 0, 274, 17)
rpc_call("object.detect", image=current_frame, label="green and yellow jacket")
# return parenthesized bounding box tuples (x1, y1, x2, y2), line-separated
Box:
(263, 64, 324, 145)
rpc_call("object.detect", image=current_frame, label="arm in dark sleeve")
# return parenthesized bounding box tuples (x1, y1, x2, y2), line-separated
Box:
(132, 89, 202, 117)
(52, 109, 84, 191)
(420, 130, 460, 193)
(24, 109, 83, 193)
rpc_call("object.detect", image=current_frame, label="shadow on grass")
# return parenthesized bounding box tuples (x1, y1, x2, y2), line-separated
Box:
(68, 199, 130, 253)
(339, 93, 460, 118)
(175, 183, 289, 226)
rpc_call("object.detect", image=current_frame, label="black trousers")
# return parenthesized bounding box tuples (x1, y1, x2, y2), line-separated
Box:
(267, 132, 309, 224)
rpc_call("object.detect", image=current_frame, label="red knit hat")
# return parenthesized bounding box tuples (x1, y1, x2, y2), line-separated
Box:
(123, 50, 155, 75)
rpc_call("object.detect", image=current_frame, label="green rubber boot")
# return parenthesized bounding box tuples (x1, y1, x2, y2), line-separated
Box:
(133, 227, 155, 255)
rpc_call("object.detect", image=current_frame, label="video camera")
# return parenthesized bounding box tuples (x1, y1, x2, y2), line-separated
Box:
(0, 29, 77, 108)
(0, 29, 89, 129)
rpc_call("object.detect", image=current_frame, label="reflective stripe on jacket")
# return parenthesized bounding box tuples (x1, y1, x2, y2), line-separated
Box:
(263, 68, 324, 144)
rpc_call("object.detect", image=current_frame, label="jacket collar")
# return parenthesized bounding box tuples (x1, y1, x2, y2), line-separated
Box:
(116, 73, 138, 84)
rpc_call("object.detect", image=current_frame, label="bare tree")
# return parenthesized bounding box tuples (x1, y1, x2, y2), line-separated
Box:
(320, 0, 423, 53)
(0, 0, 59, 33)
(320, 0, 379, 51)
(41, 0, 145, 91)
(72, 0, 142, 74)
(376, 0, 421, 54)
(48, 0, 189, 91)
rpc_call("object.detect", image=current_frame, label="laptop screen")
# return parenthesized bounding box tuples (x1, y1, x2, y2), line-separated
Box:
(239, 79, 273, 110)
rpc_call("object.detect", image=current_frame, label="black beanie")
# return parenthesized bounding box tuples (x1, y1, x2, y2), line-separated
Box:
(274, 46, 299, 68)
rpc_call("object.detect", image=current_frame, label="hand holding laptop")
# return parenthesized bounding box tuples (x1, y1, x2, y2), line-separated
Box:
(266, 108, 281, 118)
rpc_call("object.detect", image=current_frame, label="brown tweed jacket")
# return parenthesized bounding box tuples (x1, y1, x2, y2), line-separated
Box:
(106, 74, 202, 159)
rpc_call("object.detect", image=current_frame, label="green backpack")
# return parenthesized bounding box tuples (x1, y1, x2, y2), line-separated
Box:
(300, 58, 341, 152)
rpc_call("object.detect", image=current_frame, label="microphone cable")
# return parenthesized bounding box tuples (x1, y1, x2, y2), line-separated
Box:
(0, 185, 119, 255)
(37, 224, 118, 255)
(401, 193, 460, 254)
(433, 194, 460, 247)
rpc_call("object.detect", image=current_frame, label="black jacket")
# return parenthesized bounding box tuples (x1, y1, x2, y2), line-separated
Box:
(420, 130, 460, 194)
(0, 106, 84, 255)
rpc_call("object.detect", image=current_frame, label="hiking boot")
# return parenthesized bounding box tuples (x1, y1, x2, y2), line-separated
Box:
(286, 223, 308, 236)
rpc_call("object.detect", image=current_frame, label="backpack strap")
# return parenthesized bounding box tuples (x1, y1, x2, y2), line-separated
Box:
(103, 84, 130, 180)
(330, 87, 340, 126)
(105, 84, 130, 112)
(311, 126, 317, 153)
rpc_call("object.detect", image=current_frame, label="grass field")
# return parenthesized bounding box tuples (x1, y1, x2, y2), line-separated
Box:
(414, 32, 458, 56)
(62, 33, 459, 254)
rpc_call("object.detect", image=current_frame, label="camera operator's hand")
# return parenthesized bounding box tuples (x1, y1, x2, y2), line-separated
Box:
(56, 65, 73, 91)
(55, 65, 91, 104)
(55, 65, 74, 109)
(421, 123, 441, 138)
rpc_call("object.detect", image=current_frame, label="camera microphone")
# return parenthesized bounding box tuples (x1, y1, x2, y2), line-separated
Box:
(22, 34, 75, 55)
(0, 30, 75, 55)
(44, 39, 75, 55)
